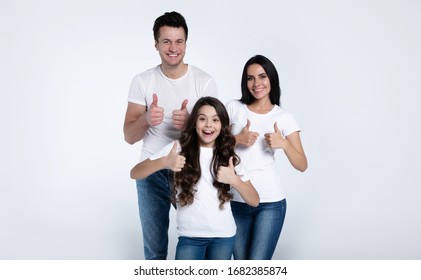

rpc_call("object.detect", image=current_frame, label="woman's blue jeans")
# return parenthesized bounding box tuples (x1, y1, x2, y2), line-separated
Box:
(175, 236, 235, 260)
(231, 199, 287, 260)
(136, 169, 172, 260)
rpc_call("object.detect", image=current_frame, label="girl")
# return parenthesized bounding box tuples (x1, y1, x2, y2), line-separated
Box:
(131, 96, 259, 260)
(226, 55, 307, 260)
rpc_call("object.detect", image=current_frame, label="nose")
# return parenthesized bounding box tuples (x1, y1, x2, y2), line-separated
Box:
(253, 79, 261, 87)
(169, 42, 177, 52)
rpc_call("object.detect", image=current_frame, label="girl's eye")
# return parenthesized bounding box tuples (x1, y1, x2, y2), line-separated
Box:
(213, 118, 220, 122)
(247, 76, 253, 81)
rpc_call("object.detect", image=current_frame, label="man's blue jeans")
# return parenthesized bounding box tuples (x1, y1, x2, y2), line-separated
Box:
(175, 236, 235, 260)
(231, 199, 287, 260)
(136, 169, 172, 260)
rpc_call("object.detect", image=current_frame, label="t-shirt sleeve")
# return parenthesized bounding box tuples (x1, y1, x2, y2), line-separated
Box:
(281, 111, 301, 136)
(225, 100, 235, 119)
(202, 77, 218, 98)
(127, 74, 146, 106)
(234, 161, 251, 183)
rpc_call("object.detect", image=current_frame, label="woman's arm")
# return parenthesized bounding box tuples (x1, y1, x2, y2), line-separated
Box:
(130, 142, 185, 179)
(216, 157, 260, 207)
(283, 131, 307, 172)
(264, 123, 307, 172)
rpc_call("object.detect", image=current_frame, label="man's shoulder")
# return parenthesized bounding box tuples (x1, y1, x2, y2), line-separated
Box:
(188, 65, 214, 79)
(133, 65, 160, 79)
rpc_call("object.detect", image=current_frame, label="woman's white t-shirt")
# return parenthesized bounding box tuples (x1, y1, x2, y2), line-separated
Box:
(226, 100, 300, 203)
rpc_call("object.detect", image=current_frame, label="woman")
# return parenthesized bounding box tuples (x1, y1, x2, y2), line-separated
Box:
(226, 55, 307, 259)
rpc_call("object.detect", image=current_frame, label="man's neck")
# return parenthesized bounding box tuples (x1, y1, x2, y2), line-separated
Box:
(160, 63, 188, 79)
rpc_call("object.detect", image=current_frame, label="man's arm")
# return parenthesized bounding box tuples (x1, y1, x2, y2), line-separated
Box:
(123, 102, 149, 145)
(124, 94, 164, 145)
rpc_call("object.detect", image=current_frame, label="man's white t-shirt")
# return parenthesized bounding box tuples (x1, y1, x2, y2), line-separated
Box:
(150, 141, 250, 237)
(226, 100, 300, 203)
(128, 65, 218, 161)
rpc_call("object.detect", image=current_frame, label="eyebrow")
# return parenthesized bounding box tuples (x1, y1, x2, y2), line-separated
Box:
(198, 113, 219, 118)
(247, 72, 267, 76)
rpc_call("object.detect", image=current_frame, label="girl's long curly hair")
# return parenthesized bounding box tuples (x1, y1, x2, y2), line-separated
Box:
(173, 96, 239, 209)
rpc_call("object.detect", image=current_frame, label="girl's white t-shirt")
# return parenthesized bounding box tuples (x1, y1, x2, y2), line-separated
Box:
(226, 100, 300, 203)
(150, 141, 250, 237)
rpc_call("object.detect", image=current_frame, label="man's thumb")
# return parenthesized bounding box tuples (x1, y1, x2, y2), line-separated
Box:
(152, 93, 158, 107)
(180, 99, 188, 110)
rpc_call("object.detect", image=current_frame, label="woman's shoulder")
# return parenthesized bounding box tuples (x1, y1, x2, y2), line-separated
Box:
(272, 105, 294, 117)
(225, 99, 245, 111)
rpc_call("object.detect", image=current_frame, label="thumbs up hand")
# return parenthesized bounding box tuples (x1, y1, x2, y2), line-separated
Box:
(216, 156, 237, 185)
(264, 122, 287, 149)
(165, 142, 186, 172)
(235, 119, 260, 147)
(172, 99, 189, 130)
(147, 94, 164, 126)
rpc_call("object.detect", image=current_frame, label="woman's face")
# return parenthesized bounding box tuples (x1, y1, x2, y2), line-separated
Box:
(246, 63, 271, 101)
(195, 105, 221, 148)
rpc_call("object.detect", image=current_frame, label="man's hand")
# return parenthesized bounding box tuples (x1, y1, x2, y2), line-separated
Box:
(146, 94, 164, 126)
(172, 99, 189, 130)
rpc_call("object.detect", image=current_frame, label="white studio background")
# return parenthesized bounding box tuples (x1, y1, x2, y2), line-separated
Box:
(1, 0, 420, 260)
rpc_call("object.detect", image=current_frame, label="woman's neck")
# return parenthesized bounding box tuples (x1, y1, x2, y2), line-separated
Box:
(247, 98, 274, 114)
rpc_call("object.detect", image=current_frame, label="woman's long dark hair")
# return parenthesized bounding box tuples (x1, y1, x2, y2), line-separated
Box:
(173, 96, 239, 209)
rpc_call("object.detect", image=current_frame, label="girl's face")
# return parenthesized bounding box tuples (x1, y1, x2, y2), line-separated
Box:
(246, 63, 271, 101)
(195, 105, 221, 148)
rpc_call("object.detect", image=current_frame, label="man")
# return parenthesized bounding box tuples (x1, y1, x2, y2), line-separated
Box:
(124, 11, 218, 260)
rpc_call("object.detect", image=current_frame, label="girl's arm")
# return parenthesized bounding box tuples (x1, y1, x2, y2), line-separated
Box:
(130, 142, 185, 179)
(216, 157, 260, 207)
(264, 123, 308, 172)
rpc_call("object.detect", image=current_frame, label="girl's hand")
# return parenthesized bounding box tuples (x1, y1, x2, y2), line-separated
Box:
(216, 157, 236, 185)
(264, 122, 288, 149)
(165, 142, 186, 172)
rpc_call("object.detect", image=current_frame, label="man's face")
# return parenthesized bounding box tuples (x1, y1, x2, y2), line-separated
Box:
(155, 26, 186, 68)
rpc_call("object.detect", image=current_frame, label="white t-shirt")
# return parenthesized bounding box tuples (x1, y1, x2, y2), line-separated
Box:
(150, 141, 250, 238)
(226, 100, 300, 203)
(128, 65, 218, 161)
